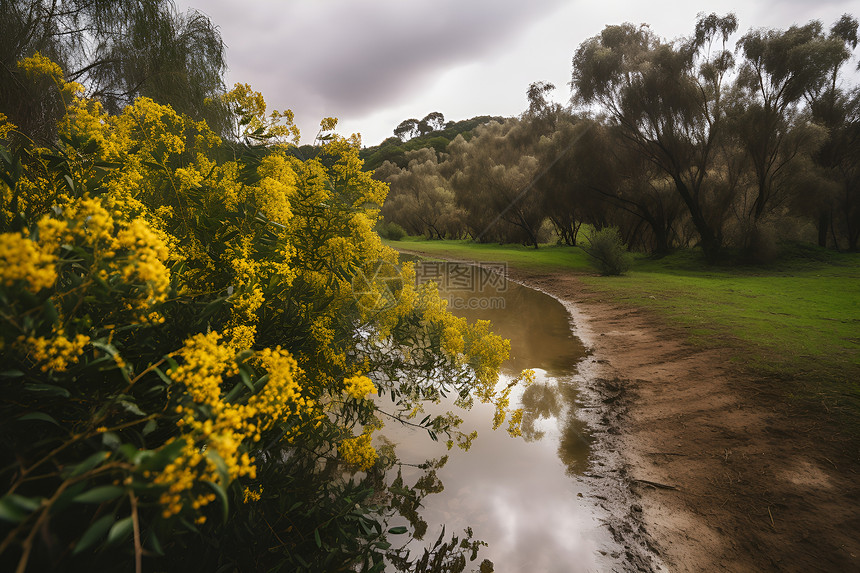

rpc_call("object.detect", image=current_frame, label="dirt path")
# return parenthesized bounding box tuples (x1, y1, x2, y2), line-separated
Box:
(511, 268, 860, 573)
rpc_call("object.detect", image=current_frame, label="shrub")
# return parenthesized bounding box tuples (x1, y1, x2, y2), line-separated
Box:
(0, 55, 520, 572)
(377, 220, 407, 241)
(583, 226, 632, 275)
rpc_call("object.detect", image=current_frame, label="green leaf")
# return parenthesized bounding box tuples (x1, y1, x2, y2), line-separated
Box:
(165, 356, 180, 373)
(18, 412, 60, 426)
(42, 298, 59, 324)
(139, 437, 185, 471)
(0, 498, 28, 523)
(204, 480, 229, 525)
(73, 514, 115, 554)
(73, 485, 125, 504)
(106, 515, 133, 545)
(0, 494, 43, 523)
(152, 366, 172, 385)
(63, 174, 75, 193)
(147, 529, 165, 556)
(50, 481, 87, 514)
(387, 526, 408, 534)
(91, 341, 120, 358)
(118, 444, 144, 464)
(119, 399, 145, 416)
(23, 383, 70, 398)
(1, 369, 25, 378)
(314, 528, 322, 548)
(102, 432, 121, 450)
(142, 419, 157, 436)
(205, 449, 230, 486)
(68, 451, 110, 478)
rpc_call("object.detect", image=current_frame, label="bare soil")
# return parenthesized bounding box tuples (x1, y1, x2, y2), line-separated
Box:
(511, 268, 860, 573)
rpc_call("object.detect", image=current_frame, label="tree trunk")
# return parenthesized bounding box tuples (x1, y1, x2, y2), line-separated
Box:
(671, 175, 721, 260)
(818, 210, 829, 248)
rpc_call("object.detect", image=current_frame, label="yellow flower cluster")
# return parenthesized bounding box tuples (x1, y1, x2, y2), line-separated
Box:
(115, 219, 171, 322)
(23, 328, 90, 372)
(17, 52, 64, 82)
(256, 155, 295, 226)
(0, 232, 57, 292)
(157, 333, 309, 517)
(0, 112, 15, 140)
(507, 409, 525, 438)
(249, 347, 308, 431)
(17, 53, 84, 110)
(42, 198, 173, 323)
(117, 98, 186, 162)
(343, 374, 376, 400)
(222, 83, 300, 144)
(168, 332, 236, 403)
(242, 486, 262, 503)
(339, 433, 377, 470)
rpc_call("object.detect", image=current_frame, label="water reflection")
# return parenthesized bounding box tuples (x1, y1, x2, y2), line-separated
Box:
(380, 259, 611, 571)
(520, 381, 592, 476)
(418, 261, 585, 375)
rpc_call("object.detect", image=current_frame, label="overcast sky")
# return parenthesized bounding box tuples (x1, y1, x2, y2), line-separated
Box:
(174, 0, 858, 147)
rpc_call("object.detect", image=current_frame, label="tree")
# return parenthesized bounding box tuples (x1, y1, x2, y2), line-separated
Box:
(394, 118, 420, 141)
(571, 14, 739, 259)
(0, 0, 227, 143)
(735, 19, 849, 222)
(801, 15, 860, 247)
(379, 149, 466, 239)
(417, 111, 445, 136)
(448, 120, 545, 248)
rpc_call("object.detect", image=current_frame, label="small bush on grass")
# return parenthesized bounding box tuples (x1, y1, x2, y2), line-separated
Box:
(583, 227, 632, 275)
(377, 221, 407, 240)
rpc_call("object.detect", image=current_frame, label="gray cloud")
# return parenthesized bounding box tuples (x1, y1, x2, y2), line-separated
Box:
(185, 0, 567, 120)
(179, 0, 859, 144)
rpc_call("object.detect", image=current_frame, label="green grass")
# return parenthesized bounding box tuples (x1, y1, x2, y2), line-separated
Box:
(393, 237, 593, 270)
(391, 237, 860, 408)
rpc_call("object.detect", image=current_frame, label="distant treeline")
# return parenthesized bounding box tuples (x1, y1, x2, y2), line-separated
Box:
(375, 13, 860, 259)
(359, 114, 506, 171)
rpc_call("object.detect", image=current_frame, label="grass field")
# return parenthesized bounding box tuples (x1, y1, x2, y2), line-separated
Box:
(391, 237, 860, 407)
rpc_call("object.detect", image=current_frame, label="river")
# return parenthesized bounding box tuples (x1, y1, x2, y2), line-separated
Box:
(378, 258, 625, 572)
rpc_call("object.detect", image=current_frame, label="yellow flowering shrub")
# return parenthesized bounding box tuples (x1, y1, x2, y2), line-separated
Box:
(0, 54, 513, 572)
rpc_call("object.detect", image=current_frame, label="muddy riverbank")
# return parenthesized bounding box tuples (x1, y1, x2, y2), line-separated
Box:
(513, 268, 860, 573)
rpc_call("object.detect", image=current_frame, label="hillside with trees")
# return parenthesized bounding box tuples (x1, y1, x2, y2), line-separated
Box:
(360, 114, 507, 171)
(376, 13, 860, 259)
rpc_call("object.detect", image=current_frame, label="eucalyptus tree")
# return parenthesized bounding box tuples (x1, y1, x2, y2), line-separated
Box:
(537, 117, 683, 253)
(447, 120, 545, 247)
(378, 148, 465, 238)
(571, 13, 739, 259)
(0, 0, 227, 142)
(417, 111, 445, 135)
(394, 118, 420, 141)
(833, 88, 860, 250)
(799, 15, 859, 247)
(735, 18, 852, 223)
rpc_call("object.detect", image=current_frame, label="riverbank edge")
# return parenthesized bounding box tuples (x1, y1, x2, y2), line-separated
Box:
(395, 247, 860, 572)
(397, 248, 667, 571)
